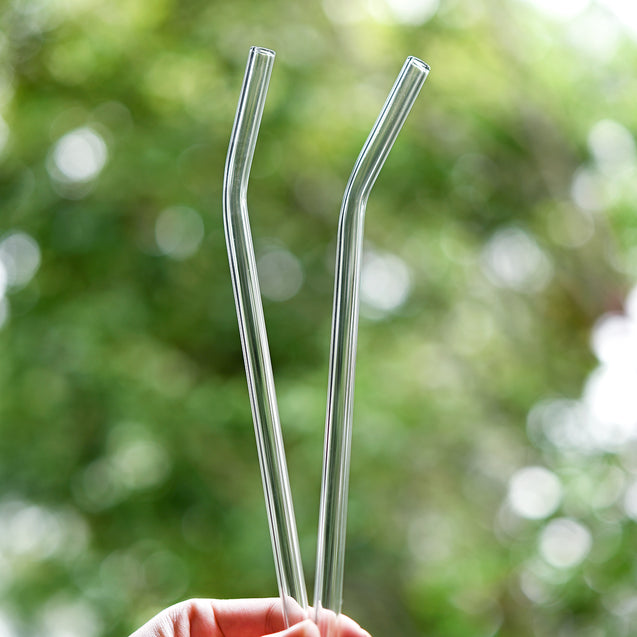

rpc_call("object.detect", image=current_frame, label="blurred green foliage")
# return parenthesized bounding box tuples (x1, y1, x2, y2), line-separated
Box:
(1, 1, 637, 636)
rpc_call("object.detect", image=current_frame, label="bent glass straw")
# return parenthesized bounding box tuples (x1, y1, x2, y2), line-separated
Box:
(223, 46, 308, 623)
(314, 56, 430, 635)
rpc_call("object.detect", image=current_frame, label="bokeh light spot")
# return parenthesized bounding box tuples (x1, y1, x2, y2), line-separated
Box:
(39, 597, 101, 637)
(599, 0, 637, 40)
(111, 438, 171, 491)
(588, 119, 636, 175)
(567, 8, 621, 61)
(584, 364, 637, 451)
(371, 0, 439, 24)
(74, 428, 170, 511)
(518, 566, 553, 605)
(322, 0, 369, 23)
(481, 227, 553, 293)
(257, 247, 304, 302)
(571, 167, 607, 211)
(0, 610, 17, 637)
(50, 127, 107, 183)
(75, 459, 121, 511)
(0, 502, 61, 559)
(518, 0, 589, 20)
(99, 550, 144, 598)
(155, 206, 204, 260)
(0, 232, 41, 289)
(539, 518, 592, 569)
(527, 398, 595, 453)
(360, 249, 411, 318)
(591, 312, 637, 366)
(508, 466, 562, 520)
(622, 480, 637, 520)
(0, 499, 88, 562)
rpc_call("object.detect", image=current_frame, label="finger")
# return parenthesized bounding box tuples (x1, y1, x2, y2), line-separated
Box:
(211, 597, 307, 636)
(263, 619, 321, 637)
(129, 600, 369, 637)
(129, 599, 308, 637)
(334, 614, 372, 637)
(315, 608, 371, 637)
(129, 600, 216, 637)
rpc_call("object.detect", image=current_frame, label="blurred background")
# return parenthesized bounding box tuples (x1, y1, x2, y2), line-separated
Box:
(1, 0, 637, 635)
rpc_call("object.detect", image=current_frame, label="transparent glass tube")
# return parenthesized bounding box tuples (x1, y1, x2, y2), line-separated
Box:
(314, 57, 430, 636)
(223, 46, 308, 624)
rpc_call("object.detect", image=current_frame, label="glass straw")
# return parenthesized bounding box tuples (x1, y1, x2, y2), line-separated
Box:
(223, 46, 308, 624)
(314, 56, 430, 636)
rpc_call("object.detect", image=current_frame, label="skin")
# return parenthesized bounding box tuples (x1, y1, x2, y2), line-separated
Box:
(129, 598, 372, 637)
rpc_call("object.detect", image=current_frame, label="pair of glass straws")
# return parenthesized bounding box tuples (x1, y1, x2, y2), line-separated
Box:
(222, 46, 429, 636)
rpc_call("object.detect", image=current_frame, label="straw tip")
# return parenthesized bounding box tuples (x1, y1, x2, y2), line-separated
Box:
(406, 56, 430, 73)
(250, 46, 276, 58)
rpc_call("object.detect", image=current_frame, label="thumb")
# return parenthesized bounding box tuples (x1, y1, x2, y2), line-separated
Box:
(264, 619, 321, 637)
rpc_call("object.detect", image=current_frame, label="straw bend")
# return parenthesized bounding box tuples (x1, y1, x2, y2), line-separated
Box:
(223, 46, 308, 623)
(314, 56, 430, 634)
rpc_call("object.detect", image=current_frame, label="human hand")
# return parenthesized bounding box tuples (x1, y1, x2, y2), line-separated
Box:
(129, 598, 371, 637)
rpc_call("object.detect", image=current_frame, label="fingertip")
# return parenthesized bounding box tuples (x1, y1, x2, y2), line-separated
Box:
(335, 614, 372, 637)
